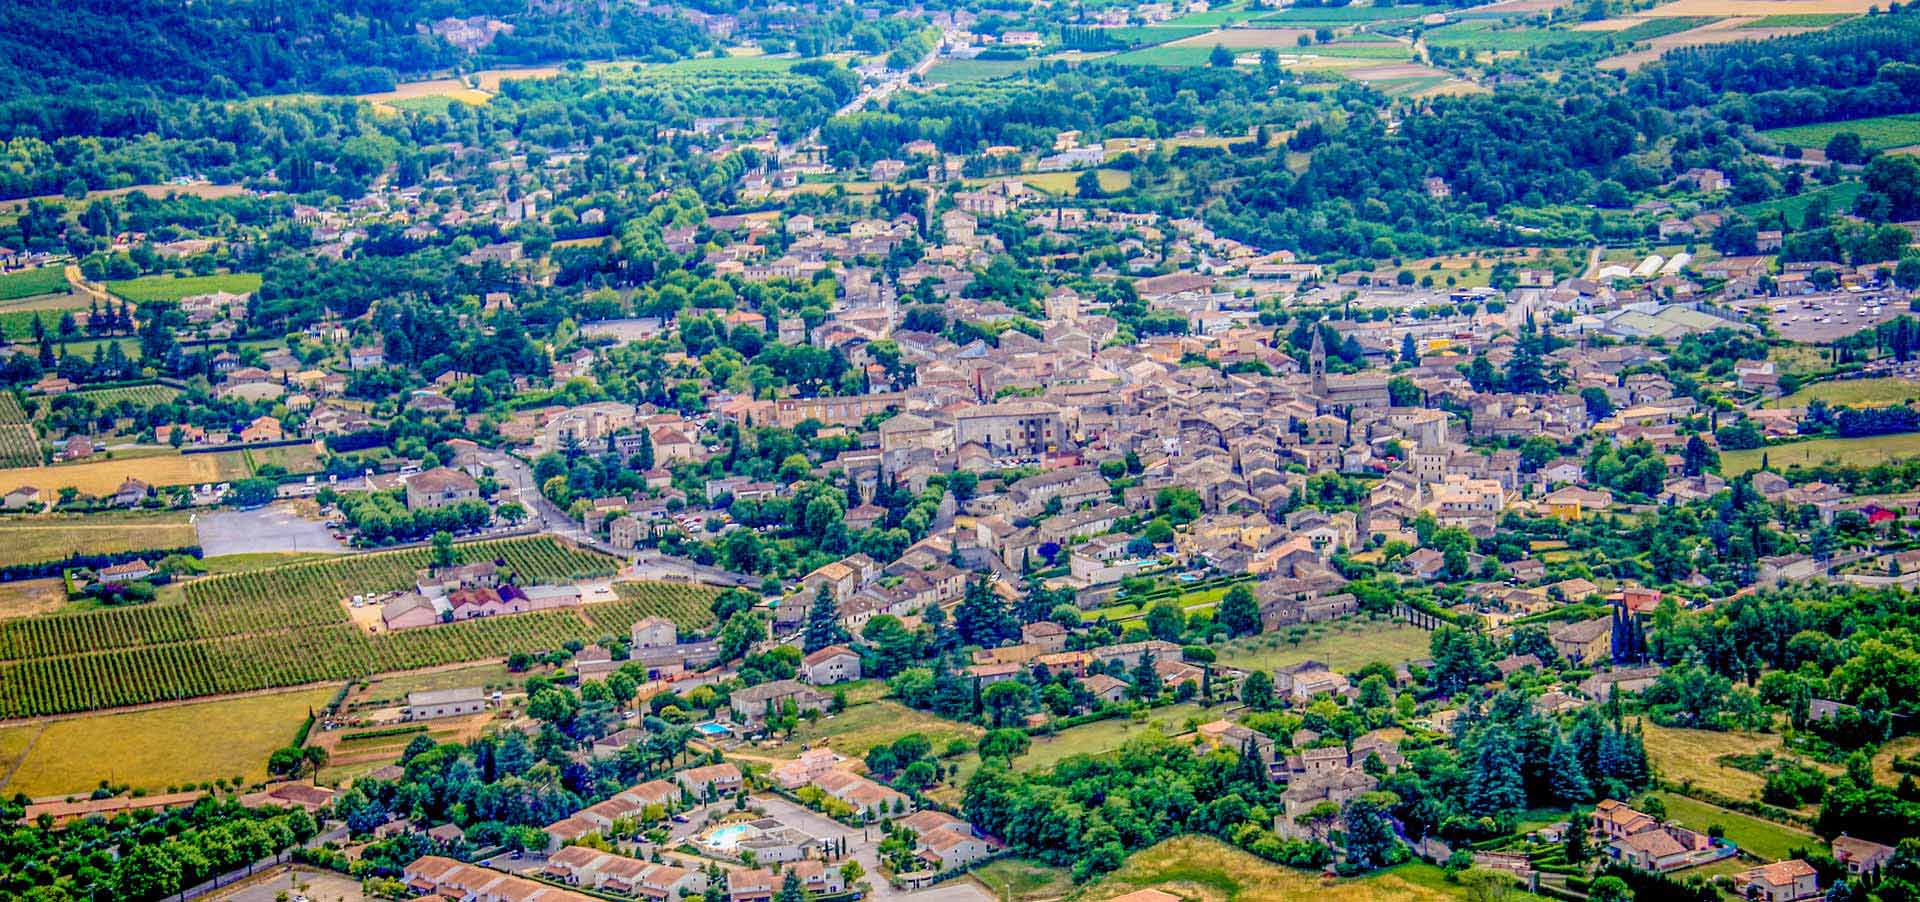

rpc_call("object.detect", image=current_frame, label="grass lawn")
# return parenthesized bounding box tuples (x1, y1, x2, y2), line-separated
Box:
(1215, 617, 1433, 673)
(1020, 702, 1210, 772)
(1761, 114, 1920, 153)
(1650, 791, 1819, 861)
(0, 512, 198, 568)
(1001, 169, 1132, 195)
(0, 686, 336, 798)
(105, 272, 262, 303)
(1722, 432, 1920, 475)
(970, 858, 1074, 902)
(1764, 377, 1920, 409)
(774, 701, 983, 761)
(1084, 834, 1530, 901)
(0, 266, 69, 301)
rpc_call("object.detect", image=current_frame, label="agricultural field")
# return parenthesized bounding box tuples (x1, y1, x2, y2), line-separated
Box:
(1252, 6, 1416, 25)
(0, 449, 254, 494)
(1763, 377, 1920, 409)
(990, 169, 1132, 195)
(1215, 616, 1434, 673)
(927, 59, 1041, 83)
(1018, 702, 1209, 772)
(1597, 16, 1830, 72)
(72, 383, 182, 409)
(1735, 180, 1865, 225)
(1423, 22, 1601, 51)
(0, 579, 67, 620)
(0, 266, 68, 301)
(0, 685, 334, 799)
(0, 512, 199, 569)
(0, 392, 37, 469)
(1097, 25, 1213, 47)
(1741, 13, 1854, 27)
(1641, 0, 1880, 14)
(584, 580, 722, 633)
(1084, 834, 1518, 902)
(1761, 114, 1920, 154)
(104, 272, 262, 303)
(0, 536, 628, 717)
(1638, 721, 1810, 804)
(1722, 432, 1920, 475)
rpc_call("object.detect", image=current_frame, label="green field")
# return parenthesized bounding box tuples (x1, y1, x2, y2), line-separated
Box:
(1734, 181, 1865, 224)
(104, 272, 262, 303)
(1215, 617, 1434, 673)
(969, 859, 1074, 902)
(0, 536, 674, 717)
(1098, 25, 1212, 47)
(773, 700, 984, 760)
(1722, 432, 1920, 475)
(73, 383, 182, 408)
(1423, 22, 1599, 51)
(926, 59, 1041, 83)
(0, 686, 335, 798)
(1019, 702, 1208, 771)
(1252, 6, 1414, 24)
(1612, 16, 1718, 43)
(383, 94, 479, 115)
(0, 267, 68, 301)
(1764, 377, 1920, 409)
(1106, 43, 1238, 67)
(1650, 792, 1818, 861)
(1741, 13, 1854, 28)
(1761, 114, 1920, 153)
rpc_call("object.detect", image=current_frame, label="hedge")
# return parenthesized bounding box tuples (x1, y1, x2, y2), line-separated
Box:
(0, 545, 201, 581)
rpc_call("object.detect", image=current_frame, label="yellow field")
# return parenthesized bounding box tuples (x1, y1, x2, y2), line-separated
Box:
(0, 686, 337, 798)
(1082, 835, 1509, 902)
(0, 449, 254, 495)
(0, 578, 66, 619)
(1216, 617, 1435, 673)
(1599, 17, 1825, 71)
(764, 701, 984, 761)
(0, 512, 198, 567)
(1764, 377, 1920, 409)
(1722, 432, 1920, 475)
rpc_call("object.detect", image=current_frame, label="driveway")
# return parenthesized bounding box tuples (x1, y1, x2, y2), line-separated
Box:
(196, 503, 343, 557)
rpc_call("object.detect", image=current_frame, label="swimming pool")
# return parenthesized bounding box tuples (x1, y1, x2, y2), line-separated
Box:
(694, 721, 730, 736)
(701, 823, 757, 851)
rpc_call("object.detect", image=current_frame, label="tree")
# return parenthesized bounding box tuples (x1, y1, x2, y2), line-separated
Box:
(803, 582, 845, 653)
(1241, 670, 1276, 710)
(1075, 169, 1105, 199)
(634, 426, 655, 471)
(1587, 876, 1631, 902)
(1209, 43, 1234, 67)
(981, 680, 1032, 727)
(1342, 793, 1400, 871)
(1145, 600, 1185, 642)
(1218, 584, 1261, 638)
(1400, 333, 1420, 365)
(431, 530, 456, 568)
(776, 869, 805, 902)
(1826, 132, 1869, 166)
(955, 577, 1014, 646)
(1564, 810, 1591, 863)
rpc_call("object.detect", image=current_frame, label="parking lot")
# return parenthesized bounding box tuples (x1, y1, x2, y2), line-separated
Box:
(1739, 291, 1909, 342)
(196, 503, 344, 557)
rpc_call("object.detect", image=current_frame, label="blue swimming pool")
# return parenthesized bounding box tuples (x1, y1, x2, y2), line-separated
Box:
(694, 721, 729, 736)
(702, 823, 757, 851)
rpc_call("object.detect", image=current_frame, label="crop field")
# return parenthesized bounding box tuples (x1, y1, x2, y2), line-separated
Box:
(584, 581, 721, 633)
(1086, 835, 1502, 902)
(926, 59, 1041, 83)
(0, 686, 333, 798)
(1764, 377, 1920, 409)
(0, 307, 75, 342)
(1096, 25, 1213, 47)
(1741, 13, 1853, 27)
(1252, 6, 1415, 24)
(1598, 16, 1827, 71)
(0, 513, 198, 568)
(0, 393, 36, 468)
(1761, 114, 1920, 153)
(1642, 0, 1879, 14)
(104, 272, 261, 303)
(0, 536, 631, 716)
(1423, 22, 1600, 50)
(0, 267, 68, 301)
(72, 383, 182, 408)
(1722, 432, 1920, 475)
(1735, 181, 1865, 224)
(0, 450, 253, 493)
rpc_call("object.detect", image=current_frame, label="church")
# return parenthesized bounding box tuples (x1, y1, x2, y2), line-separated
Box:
(1308, 327, 1391, 412)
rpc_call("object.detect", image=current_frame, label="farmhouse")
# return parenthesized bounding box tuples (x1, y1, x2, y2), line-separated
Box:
(404, 466, 481, 509)
(406, 687, 488, 721)
(799, 644, 861, 685)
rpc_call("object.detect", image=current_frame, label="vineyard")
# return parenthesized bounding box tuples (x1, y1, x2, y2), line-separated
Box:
(0, 536, 698, 717)
(0, 393, 36, 469)
(585, 581, 723, 633)
(74, 383, 182, 409)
